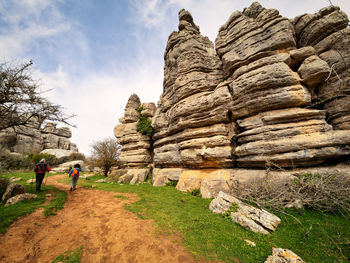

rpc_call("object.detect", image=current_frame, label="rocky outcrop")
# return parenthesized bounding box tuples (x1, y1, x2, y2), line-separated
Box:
(113, 3, 350, 187)
(114, 94, 155, 168)
(293, 6, 350, 130)
(151, 9, 235, 169)
(0, 118, 78, 155)
(209, 191, 281, 234)
(216, 2, 350, 168)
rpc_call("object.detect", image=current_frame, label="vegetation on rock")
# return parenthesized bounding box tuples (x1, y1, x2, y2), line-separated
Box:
(136, 106, 153, 137)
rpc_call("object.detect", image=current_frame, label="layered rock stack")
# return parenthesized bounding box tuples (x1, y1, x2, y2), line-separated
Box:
(293, 6, 350, 130)
(114, 94, 155, 168)
(216, 2, 350, 168)
(152, 9, 236, 169)
(113, 2, 350, 193)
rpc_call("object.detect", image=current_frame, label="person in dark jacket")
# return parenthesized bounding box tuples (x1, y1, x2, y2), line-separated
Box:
(33, 159, 51, 193)
(68, 163, 82, 191)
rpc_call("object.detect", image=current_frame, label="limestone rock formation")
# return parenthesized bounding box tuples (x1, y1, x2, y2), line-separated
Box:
(0, 118, 78, 155)
(209, 191, 281, 234)
(113, 2, 350, 188)
(216, 2, 350, 168)
(151, 9, 235, 169)
(293, 6, 350, 130)
(114, 94, 155, 168)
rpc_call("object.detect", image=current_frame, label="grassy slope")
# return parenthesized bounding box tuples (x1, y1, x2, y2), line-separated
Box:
(62, 175, 350, 263)
(0, 171, 67, 233)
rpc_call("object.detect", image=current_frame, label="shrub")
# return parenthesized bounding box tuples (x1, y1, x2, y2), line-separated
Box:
(165, 180, 178, 187)
(0, 153, 32, 171)
(191, 188, 202, 198)
(68, 152, 85, 161)
(136, 106, 153, 137)
(27, 153, 57, 165)
(228, 172, 350, 215)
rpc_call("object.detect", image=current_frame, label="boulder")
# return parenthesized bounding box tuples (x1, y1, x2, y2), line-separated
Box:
(264, 248, 305, 263)
(209, 191, 281, 234)
(5, 193, 38, 206)
(112, 168, 150, 184)
(50, 160, 85, 173)
(2, 184, 25, 201)
(26, 179, 35, 184)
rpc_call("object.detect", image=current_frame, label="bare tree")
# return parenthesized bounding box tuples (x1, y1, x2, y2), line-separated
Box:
(0, 61, 75, 131)
(90, 138, 121, 176)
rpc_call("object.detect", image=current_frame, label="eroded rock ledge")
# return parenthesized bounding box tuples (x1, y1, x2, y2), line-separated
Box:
(113, 2, 350, 195)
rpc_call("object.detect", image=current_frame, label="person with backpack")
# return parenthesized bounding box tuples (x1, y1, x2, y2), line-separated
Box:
(33, 159, 51, 193)
(68, 163, 82, 191)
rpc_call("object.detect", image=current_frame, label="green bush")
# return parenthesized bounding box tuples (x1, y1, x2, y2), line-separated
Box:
(136, 106, 154, 137)
(165, 180, 178, 187)
(0, 153, 32, 171)
(27, 153, 57, 165)
(191, 188, 202, 198)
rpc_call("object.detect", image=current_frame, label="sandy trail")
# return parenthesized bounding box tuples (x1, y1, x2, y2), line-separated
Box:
(0, 174, 198, 263)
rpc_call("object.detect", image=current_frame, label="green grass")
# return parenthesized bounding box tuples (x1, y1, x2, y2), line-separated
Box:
(52, 246, 83, 263)
(113, 194, 129, 200)
(60, 174, 350, 263)
(0, 171, 68, 233)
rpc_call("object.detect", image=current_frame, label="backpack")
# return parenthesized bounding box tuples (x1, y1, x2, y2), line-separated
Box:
(34, 163, 46, 174)
(72, 168, 80, 178)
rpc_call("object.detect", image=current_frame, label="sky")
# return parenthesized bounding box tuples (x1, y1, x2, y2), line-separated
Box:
(0, 0, 349, 156)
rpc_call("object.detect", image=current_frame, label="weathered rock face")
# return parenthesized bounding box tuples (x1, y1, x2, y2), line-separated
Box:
(216, 2, 350, 168)
(114, 2, 350, 187)
(114, 94, 155, 168)
(152, 9, 235, 169)
(293, 6, 350, 130)
(0, 118, 78, 154)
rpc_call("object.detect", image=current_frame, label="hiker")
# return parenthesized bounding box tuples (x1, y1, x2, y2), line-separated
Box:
(69, 163, 82, 191)
(33, 159, 51, 193)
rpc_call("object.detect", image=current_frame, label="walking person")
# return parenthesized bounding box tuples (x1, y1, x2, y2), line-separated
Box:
(33, 159, 51, 193)
(69, 163, 82, 191)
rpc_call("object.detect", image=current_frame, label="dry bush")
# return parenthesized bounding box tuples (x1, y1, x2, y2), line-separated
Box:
(228, 172, 350, 215)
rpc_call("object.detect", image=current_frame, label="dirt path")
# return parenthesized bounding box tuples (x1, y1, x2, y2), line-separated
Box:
(0, 174, 199, 263)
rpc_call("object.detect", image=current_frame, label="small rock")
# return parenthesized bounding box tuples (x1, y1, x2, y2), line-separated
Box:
(95, 179, 106, 183)
(91, 185, 97, 188)
(45, 194, 52, 197)
(264, 248, 305, 263)
(10, 177, 22, 182)
(26, 179, 35, 184)
(244, 240, 256, 247)
(5, 193, 38, 206)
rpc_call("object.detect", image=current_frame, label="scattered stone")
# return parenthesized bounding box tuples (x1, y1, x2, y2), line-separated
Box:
(10, 177, 22, 182)
(91, 185, 97, 188)
(2, 184, 25, 201)
(209, 191, 281, 234)
(45, 194, 52, 198)
(5, 193, 38, 206)
(244, 240, 256, 247)
(95, 179, 106, 183)
(26, 179, 36, 184)
(264, 248, 305, 263)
